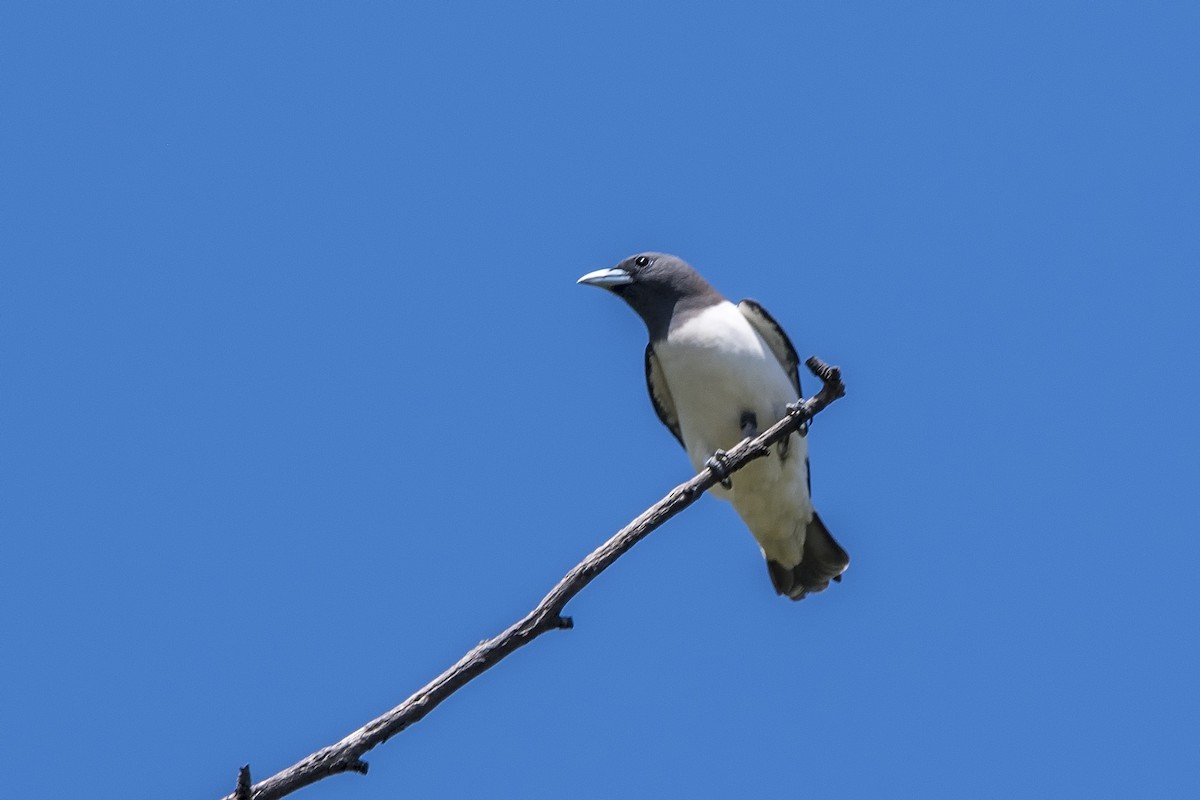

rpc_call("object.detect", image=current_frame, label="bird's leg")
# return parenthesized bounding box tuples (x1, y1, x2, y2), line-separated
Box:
(705, 450, 733, 489)
(740, 410, 758, 440)
(710, 410, 761, 484)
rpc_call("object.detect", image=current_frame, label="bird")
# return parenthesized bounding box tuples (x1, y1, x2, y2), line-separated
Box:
(578, 252, 849, 600)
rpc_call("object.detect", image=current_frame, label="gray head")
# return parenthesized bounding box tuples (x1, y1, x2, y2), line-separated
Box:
(577, 252, 724, 340)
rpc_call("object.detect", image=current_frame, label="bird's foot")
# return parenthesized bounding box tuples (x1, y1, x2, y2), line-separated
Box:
(705, 450, 733, 489)
(785, 400, 811, 437)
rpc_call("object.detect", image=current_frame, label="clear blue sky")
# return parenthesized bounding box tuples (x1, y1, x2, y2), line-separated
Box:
(2, 3, 1197, 798)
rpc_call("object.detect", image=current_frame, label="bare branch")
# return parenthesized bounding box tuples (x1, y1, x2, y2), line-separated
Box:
(222, 357, 847, 800)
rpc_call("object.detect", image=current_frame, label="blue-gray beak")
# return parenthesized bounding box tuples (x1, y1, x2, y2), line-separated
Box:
(577, 267, 634, 288)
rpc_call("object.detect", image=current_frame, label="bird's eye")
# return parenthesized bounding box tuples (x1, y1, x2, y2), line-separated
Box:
(635, 255, 650, 267)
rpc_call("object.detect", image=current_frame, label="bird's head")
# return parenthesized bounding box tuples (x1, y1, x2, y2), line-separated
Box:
(577, 252, 718, 338)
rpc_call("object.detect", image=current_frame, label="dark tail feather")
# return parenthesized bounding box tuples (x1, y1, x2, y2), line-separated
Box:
(766, 512, 850, 601)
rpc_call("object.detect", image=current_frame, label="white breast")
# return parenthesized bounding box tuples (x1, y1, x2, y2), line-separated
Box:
(653, 301, 813, 563)
(653, 301, 797, 466)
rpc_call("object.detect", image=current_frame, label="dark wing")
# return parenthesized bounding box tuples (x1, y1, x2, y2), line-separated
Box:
(737, 299, 801, 397)
(644, 344, 684, 448)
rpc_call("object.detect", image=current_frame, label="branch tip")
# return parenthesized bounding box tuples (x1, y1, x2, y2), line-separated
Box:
(803, 355, 835, 380)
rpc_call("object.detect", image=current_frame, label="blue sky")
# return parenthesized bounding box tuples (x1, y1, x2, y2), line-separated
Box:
(2, 3, 1198, 798)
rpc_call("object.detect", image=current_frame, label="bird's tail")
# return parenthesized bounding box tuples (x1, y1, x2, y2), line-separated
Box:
(765, 512, 850, 601)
